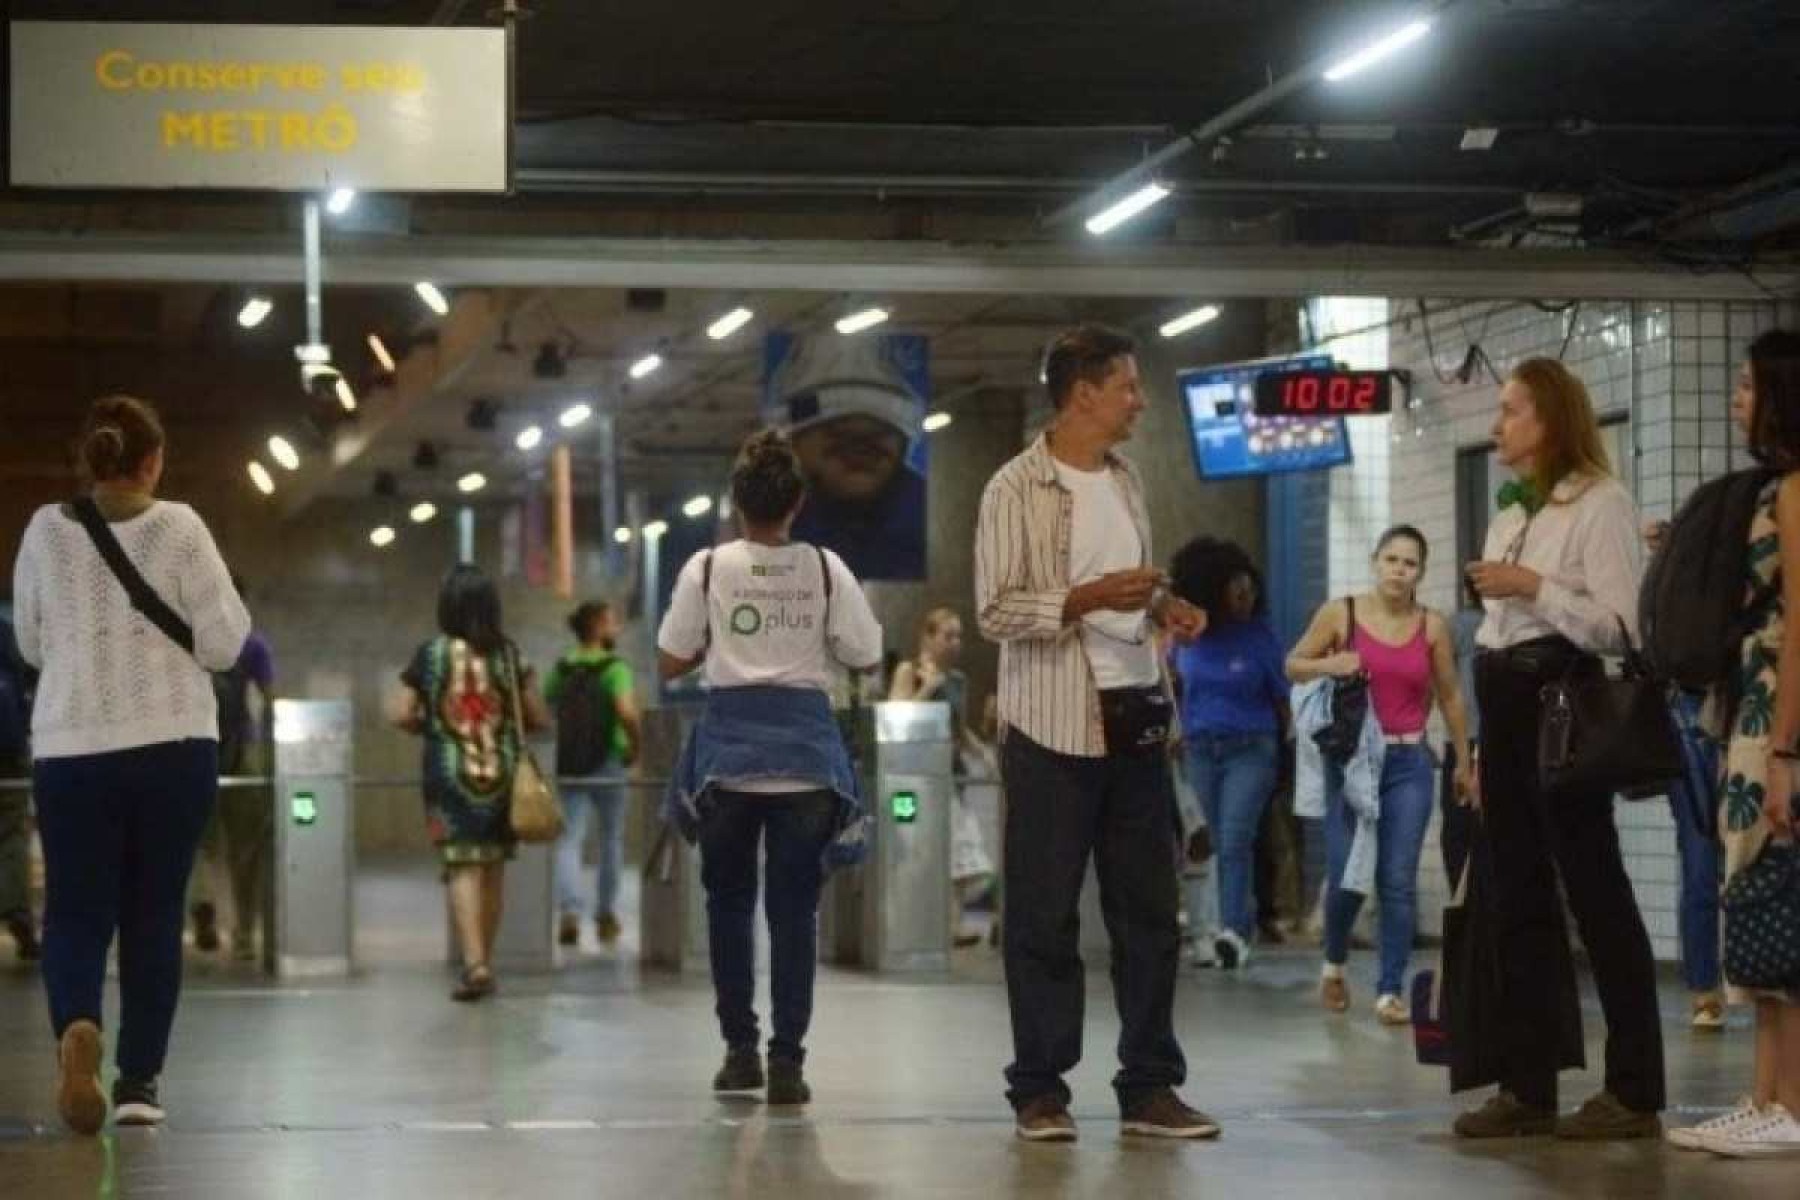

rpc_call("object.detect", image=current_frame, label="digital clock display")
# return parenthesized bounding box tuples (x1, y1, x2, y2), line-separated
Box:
(1253, 369, 1393, 417)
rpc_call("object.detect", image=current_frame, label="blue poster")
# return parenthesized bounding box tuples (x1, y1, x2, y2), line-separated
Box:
(1178, 355, 1353, 479)
(760, 332, 929, 581)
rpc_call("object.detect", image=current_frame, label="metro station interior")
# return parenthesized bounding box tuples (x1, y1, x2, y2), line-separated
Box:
(2, 1, 1799, 1196)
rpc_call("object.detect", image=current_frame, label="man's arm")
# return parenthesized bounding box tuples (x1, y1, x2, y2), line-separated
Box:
(974, 474, 1073, 643)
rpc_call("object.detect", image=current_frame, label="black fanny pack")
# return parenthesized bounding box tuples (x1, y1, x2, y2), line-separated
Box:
(1098, 685, 1173, 757)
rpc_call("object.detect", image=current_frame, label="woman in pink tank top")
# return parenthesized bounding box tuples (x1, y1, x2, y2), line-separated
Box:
(1288, 525, 1475, 1024)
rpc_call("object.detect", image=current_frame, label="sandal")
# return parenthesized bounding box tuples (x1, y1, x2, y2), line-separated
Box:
(451, 964, 496, 1002)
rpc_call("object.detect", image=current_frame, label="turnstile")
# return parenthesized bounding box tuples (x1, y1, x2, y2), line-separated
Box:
(271, 699, 354, 978)
(637, 704, 712, 974)
(825, 701, 955, 973)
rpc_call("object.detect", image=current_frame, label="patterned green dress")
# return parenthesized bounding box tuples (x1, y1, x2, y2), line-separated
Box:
(1718, 479, 1797, 1003)
(402, 636, 527, 865)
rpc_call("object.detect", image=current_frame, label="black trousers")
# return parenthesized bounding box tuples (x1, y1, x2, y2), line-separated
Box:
(1000, 729, 1185, 1111)
(1475, 648, 1666, 1113)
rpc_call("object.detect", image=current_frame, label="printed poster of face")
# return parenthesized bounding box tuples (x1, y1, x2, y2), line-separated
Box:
(761, 332, 929, 581)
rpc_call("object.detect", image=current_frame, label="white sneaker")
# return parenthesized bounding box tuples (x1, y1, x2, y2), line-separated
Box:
(1667, 1099, 1761, 1150)
(1701, 1104, 1800, 1157)
(1211, 930, 1250, 971)
(1373, 994, 1409, 1026)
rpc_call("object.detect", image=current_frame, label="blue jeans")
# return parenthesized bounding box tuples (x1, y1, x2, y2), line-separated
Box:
(1668, 693, 1722, 992)
(1323, 744, 1434, 996)
(555, 769, 627, 919)
(36, 739, 216, 1080)
(697, 789, 834, 1065)
(1184, 732, 1279, 941)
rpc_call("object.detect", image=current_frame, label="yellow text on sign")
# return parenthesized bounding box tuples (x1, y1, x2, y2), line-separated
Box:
(96, 51, 425, 95)
(161, 106, 359, 153)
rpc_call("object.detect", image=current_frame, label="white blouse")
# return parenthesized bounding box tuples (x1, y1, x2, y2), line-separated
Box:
(1475, 473, 1643, 654)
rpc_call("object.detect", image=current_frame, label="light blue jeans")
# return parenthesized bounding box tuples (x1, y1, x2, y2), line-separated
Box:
(555, 767, 628, 919)
(1323, 744, 1435, 996)
(1184, 732, 1279, 941)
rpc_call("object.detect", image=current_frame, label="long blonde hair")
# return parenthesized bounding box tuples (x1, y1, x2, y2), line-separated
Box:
(1511, 358, 1610, 498)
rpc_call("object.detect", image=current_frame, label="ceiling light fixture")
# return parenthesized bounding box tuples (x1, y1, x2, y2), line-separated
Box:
(1158, 304, 1223, 339)
(835, 307, 890, 336)
(515, 425, 543, 451)
(247, 461, 275, 495)
(682, 495, 713, 518)
(457, 472, 487, 494)
(559, 402, 592, 429)
(642, 519, 669, 540)
(334, 377, 358, 412)
(1084, 181, 1170, 235)
(369, 525, 396, 548)
(614, 526, 633, 545)
(236, 297, 273, 329)
(707, 307, 755, 341)
(267, 435, 300, 471)
(367, 333, 396, 372)
(409, 501, 437, 524)
(325, 186, 357, 215)
(1460, 126, 1499, 152)
(1322, 17, 1434, 83)
(923, 412, 953, 433)
(414, 281, 450, 316)
(630, 353, 664, 380)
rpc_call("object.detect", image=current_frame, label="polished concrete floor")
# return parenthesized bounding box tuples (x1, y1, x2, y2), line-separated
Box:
(1, 859, 1795, 1198)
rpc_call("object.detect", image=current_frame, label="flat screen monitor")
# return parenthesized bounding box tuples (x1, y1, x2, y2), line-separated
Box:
(1178, 354, 1353, 479)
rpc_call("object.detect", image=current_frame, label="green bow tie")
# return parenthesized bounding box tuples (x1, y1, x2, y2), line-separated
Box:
(1496, 479, 1546, 515)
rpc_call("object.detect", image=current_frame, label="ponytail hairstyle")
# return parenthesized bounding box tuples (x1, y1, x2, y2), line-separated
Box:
(79, 394, 165, 485)
(730, 428, 807, 525)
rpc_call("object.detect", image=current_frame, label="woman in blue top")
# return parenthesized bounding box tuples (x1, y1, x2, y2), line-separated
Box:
(1168, 537, 1289, 970)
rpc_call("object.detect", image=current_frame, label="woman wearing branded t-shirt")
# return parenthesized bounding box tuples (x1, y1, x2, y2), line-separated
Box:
(1166, 537, 1288, 971)
(659, 430, 883, 1108)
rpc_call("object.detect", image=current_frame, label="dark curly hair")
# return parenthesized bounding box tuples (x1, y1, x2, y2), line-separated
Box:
(1169, 536, 1265, 621)
(730, 428, 807, 524)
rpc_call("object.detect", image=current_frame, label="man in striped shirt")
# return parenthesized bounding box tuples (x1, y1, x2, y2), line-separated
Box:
(975, 324, 1213, 1143)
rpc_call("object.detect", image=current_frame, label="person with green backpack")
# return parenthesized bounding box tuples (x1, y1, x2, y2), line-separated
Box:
(546, 601, 640, 948)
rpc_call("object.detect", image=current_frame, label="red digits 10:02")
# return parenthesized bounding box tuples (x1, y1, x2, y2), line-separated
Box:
(1281, 373, 1380, 412)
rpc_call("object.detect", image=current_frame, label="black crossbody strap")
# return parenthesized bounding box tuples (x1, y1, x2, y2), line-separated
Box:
(70, 497, 195, 655)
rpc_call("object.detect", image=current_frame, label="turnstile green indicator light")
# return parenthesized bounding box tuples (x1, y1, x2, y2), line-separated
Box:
(291, 792, 318, 826)
(890, 791, 919, 823)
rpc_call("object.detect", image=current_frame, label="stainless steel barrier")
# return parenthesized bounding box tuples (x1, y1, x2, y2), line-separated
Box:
(271, 699, 355, 978)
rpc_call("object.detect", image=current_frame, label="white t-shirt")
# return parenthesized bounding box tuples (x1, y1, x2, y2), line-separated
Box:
(1053, 460, 1160, 689)
(657, 540, 883, 691)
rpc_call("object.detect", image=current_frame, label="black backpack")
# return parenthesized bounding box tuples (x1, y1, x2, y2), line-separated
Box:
(212, 661, 254, 775)
(554, 657, 620, 777)
(1640, 468, 1780, 697)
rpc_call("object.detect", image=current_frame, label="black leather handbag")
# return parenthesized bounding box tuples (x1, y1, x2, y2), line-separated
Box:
(1536, 619, 1683, 799)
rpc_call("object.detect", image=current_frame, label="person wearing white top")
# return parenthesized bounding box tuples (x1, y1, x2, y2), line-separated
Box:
(1454, 359, 1665, 1142)
(658, 429, 882, 1108)
(12, 395, 249, 1136)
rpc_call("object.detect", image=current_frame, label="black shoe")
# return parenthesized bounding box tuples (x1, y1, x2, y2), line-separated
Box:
(557, 914, 580, 947)
(112, 1077, 164, 1127)
(767, 1058, 811, 1106)
(6, 911, 40, 962)
(713, 1047, 765, 1094)
(191, 903, 220, 953)
(450, 964, 495, 1002)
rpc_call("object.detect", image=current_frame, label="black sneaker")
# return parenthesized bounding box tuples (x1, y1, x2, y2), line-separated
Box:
(191, 903, 220, 953)
(112, 1077, 164, 1127)
(713, 1047, 764, 1094)
(767, 1059, 811, 1106)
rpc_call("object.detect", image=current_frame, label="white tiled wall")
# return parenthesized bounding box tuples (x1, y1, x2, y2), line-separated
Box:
(1313, 296, 1797, 960)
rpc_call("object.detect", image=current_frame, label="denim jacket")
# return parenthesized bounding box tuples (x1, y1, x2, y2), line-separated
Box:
(1292, 677, 1384, 895)
(662, 684, 868, 871)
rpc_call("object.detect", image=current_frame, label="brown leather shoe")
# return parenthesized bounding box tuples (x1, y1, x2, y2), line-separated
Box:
(57, 1020, 106, 1136)
(1320, 975, 1350, 1013)
(1015, 1095, 1077, 1142)
(1121, 1088, 1221, 1140)
(1454, 1090, 1556, 1139)
(1555, 1091, 1662, 1141)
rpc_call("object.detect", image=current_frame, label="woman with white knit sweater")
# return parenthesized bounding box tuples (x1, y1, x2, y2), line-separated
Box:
(11, 395, 250, 1134)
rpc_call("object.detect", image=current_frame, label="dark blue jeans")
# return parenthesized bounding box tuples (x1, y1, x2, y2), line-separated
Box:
(697, 788, 835, 1065)
(36, 739, 216, 1080)
(1000, 730, 1185, 1113)
(1668, 692, 1722, 993)
(1183, 732, 1279, 941)
(1323, 744, 1435, 996)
